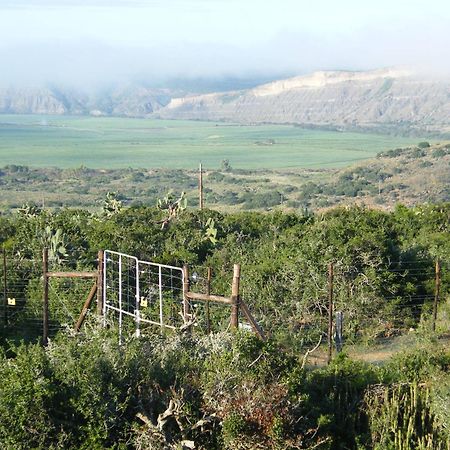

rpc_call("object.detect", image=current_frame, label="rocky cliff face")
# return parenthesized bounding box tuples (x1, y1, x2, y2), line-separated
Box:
(1, 69, 449, 134)
(157, 69, 450, 133)
(0, 85, 172, 116)
(0, 88, 67, 114)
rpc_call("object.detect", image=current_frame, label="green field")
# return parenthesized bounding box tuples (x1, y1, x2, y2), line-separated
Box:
(0, 115, 422, 169)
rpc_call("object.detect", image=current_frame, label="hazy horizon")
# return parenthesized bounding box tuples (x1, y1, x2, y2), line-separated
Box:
(0, 0, 449, 89)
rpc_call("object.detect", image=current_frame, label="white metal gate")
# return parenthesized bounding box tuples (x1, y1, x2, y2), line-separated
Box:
(103, 250, 185, 340)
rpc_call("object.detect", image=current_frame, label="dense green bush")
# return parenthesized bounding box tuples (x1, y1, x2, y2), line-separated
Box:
(0, 331, 447, 449)
(0, 202, 449, 447)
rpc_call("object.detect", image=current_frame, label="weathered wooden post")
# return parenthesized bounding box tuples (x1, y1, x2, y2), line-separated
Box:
(230, 264, 240, 329)
(327, 262, 334, 364)
(97, 250, 104, 316)
(43, 248, 49, 346)
(432, 259, 441, 332)
(74, 283, 98, 332)
(206, 267, 212, 334)
(183, 265, 191, 323)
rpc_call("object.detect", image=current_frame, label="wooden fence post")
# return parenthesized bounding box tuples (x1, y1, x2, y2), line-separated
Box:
(206, 267, 212, 333)
(43, 248, 49, 346)
(230, 264, 240, 329)
(327, 262, 334, 364)
(97, 250, 104, 316)
(432, 259, 441, 332)
(2, 249, 7, 326)
(75, 282, 98, 332)
(183, 265, 191, 323)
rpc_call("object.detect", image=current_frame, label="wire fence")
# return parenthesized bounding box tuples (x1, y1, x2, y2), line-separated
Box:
(0, 254, 99, 344)
(1, 251, 448, 354)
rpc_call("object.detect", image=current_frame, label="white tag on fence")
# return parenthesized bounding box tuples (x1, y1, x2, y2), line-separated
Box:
(7, 298, 16, 306)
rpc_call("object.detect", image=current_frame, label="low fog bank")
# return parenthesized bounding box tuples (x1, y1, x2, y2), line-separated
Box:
(1, 23, 449, 92)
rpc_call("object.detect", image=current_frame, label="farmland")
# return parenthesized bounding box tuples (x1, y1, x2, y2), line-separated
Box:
(0, 115, 422, 169)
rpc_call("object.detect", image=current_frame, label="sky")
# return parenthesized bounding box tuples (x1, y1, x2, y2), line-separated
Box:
(0, 0, 449, 88)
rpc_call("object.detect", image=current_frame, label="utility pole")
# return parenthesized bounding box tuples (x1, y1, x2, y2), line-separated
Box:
(198, 162, 204, 210)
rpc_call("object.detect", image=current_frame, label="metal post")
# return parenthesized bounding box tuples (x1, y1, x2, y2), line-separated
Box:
(43, 248, 49, 346)
(432, 259, 441, 332)
(97, 250, 104, 316)
(118, 255, 122, 343)
(102, 251, 107, 325)
(327, 262, 334, 364)
(158, 265, 163, 328)
(182, 265, 190, 323)
(136, 260, 141, 337)
(230, 264, 240, 329)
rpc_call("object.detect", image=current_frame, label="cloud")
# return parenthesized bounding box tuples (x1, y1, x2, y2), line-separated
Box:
(0, 0, 448, 88)
(0, 0, 216, 8)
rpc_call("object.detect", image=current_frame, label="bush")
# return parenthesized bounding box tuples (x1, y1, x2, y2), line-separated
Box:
(383, 345, 450, 383)
(432, 148, 447, 158)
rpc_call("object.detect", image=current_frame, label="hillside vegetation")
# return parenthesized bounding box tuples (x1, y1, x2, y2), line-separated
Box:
(1, 142, 448, 212)
(0, 202, 449, 449)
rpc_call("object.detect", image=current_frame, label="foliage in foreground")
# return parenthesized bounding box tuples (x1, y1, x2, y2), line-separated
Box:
(1, 203, 449, 345)
(0, 203, 449, 448)
(0, 330, 448, 449)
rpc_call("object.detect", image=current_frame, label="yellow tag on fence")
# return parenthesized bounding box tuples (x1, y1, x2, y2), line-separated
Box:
(140, 297, 148, 308)
(7, 298, 16, 306)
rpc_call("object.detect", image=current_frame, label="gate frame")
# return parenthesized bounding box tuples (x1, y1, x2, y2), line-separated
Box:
(102, 250, 265, 341)
(102, 250, 186, 340)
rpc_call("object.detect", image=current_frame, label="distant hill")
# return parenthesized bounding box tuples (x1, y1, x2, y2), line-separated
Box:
(0, 76, 276, 118)
(157, 69, 450, 136)
(0, 85, 174, 116)
(1, 69, 449, 135)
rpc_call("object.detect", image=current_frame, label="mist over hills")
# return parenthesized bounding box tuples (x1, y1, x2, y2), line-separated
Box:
(0, 76, 278, 117)
(1, 69, 449, 135)
(0, 85, 174, 117)
(158, 69, 450, 135)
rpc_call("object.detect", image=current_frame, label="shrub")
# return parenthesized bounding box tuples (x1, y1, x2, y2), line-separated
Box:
(382, 345, 450, 383)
